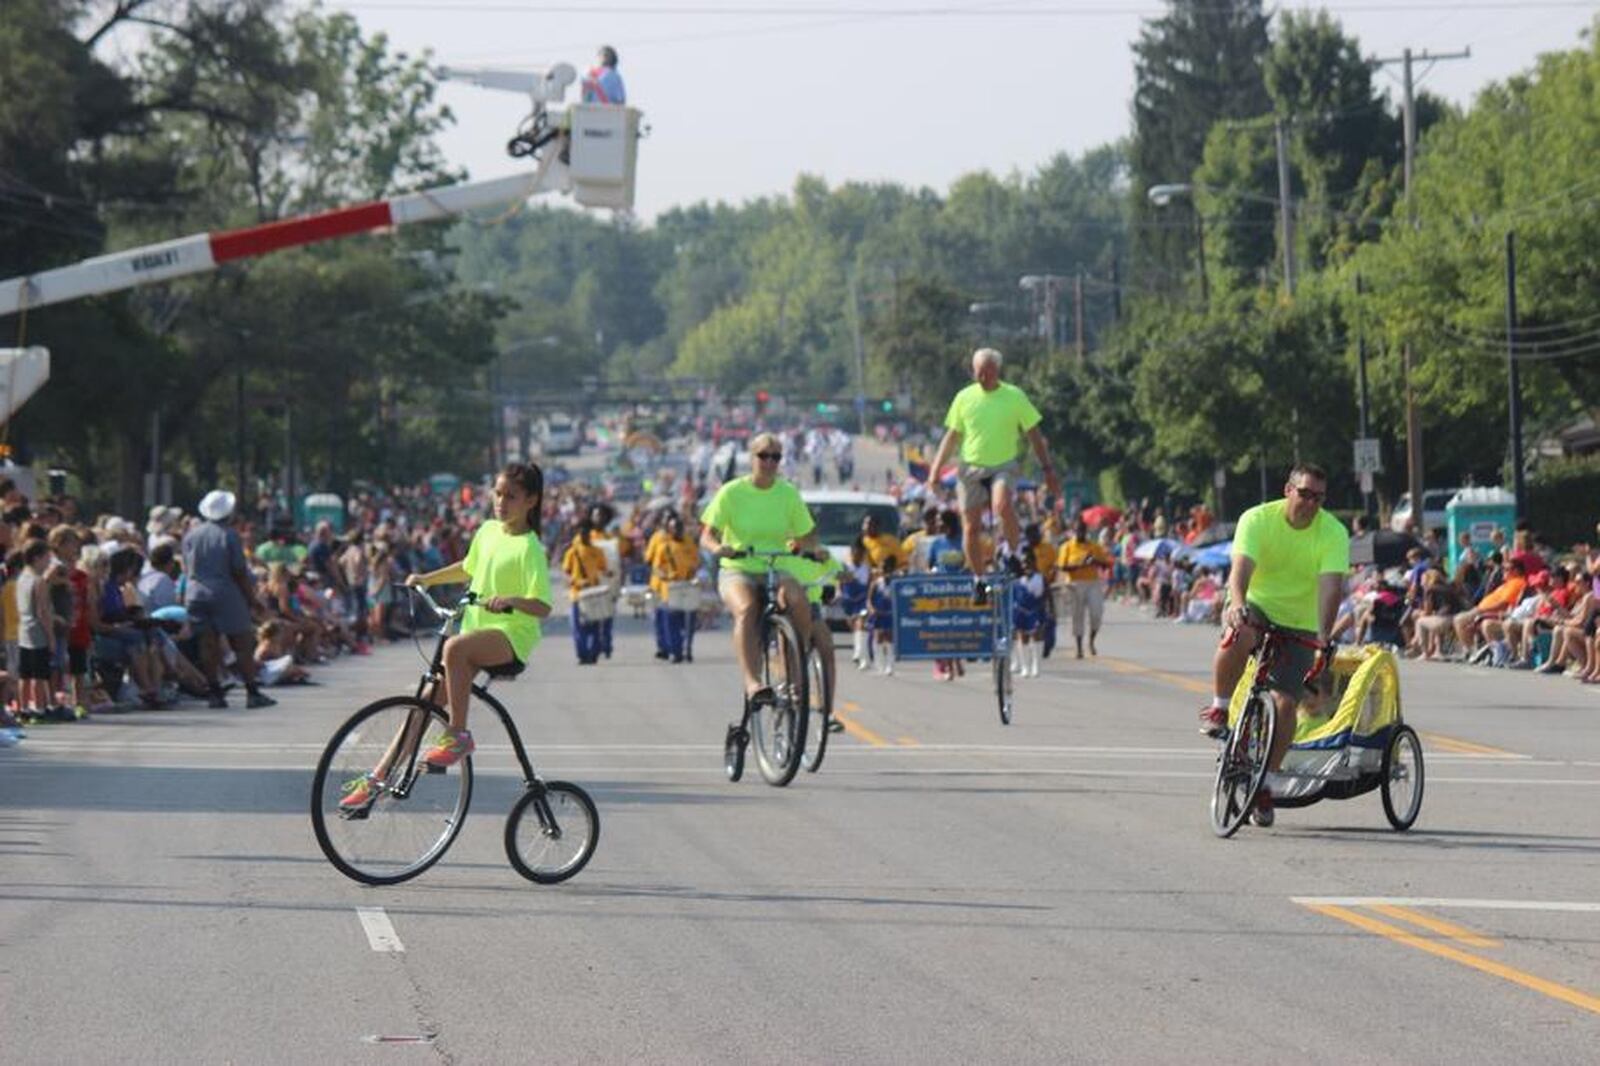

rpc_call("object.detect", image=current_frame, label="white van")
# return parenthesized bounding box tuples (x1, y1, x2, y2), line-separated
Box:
(801, 490, 902, 631)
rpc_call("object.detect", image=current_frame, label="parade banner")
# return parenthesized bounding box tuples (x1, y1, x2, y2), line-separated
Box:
(890, 574, 1007, 661)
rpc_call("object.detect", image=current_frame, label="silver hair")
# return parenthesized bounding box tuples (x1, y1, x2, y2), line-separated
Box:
(972, 347, 1003, 370)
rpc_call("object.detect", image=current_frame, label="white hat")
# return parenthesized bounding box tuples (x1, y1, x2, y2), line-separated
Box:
(103, 516, 135, 537)
(199, 490, 236, 522)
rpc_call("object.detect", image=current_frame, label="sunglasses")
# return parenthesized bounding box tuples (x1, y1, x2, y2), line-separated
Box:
(1291, 486, 1326, 503)
(755, 451, 783, 461)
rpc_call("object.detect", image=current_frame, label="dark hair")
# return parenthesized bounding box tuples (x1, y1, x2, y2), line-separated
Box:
(150, 542, 176, 570)
(4, 549, 21, 578)
(3, 505, 32, 526)
(599, 44, 618, 66)
(22, 539, 50, 566)
(1288, 462, 1328, 484)
(500, 463, 544, 534)
(110, 548, 143, 579)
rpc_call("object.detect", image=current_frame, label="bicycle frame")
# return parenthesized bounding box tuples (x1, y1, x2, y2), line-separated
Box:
(380, 587, 549, 796)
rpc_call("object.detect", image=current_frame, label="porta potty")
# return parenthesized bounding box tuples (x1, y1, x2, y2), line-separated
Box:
(1446, 487, 1516, 574)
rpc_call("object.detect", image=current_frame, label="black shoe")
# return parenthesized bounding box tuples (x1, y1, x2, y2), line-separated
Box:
(972, 580, 991, 607)
(747, 686, 776, 709)
(685, 652, 694, 662)
(655, 651, 670, 661)
(671, 654, 684, 663)
(207, 694, 229, 709)
(826, 718, 845, 734)
(245, 690, 277, 709)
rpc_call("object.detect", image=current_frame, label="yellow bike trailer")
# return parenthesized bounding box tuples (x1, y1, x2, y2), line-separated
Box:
(1229, 644, 1423, 829)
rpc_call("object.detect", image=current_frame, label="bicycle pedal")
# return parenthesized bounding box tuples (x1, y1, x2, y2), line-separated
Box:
(338, 805, 373, 821)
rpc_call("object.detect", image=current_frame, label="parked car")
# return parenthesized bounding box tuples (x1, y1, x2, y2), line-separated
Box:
(1389, 488, 1461, 534)
(541, 414, 582, 456)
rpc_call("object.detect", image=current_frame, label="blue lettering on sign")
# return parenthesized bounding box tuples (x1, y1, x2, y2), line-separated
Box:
(890, 574, 1010, 661)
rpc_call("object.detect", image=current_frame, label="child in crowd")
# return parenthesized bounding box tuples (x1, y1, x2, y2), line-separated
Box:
(839, 540, 871, 670)
(254, 620, 310, 686)
(869, 556, 897, 675)
(1011, 551, 1045, 678)
(16, 540, 61, 723)
(928, 510, 966, 681)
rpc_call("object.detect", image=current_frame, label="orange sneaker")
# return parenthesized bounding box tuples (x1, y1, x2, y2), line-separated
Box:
(422, 727, 475, 769)
(339, 773, 382, 811)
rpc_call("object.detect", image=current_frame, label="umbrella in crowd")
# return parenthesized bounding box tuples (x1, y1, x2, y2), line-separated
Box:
(1193, 541, 1233, 570)
(1350, 529, 1424, 569)
(1134, 537, 1179, 561)
(1080, 504, 1122, 529)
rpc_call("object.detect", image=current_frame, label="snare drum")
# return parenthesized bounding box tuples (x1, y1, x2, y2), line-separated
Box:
(664, 581, 700, 612)
(576, 586, 616, 623)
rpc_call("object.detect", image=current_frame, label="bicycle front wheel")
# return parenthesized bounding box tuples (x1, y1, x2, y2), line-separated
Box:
(751, 613, 809, 786)
(1210, 694, 1274, 839)
(801, 644, 831, 773)
(310, 696, 472, 885)
(505, 782, 600, 884)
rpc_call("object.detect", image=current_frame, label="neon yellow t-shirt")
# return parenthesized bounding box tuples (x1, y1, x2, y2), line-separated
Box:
(781, 553, 844, 605)
(1232, 499, 1349, 633)
(462, 519, 553, 661)
(944, 381, 1042, 467)
(699, 476, 815, 576)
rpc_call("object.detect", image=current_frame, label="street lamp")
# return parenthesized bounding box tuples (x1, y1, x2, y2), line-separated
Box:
(1146, 184, 1208, 305)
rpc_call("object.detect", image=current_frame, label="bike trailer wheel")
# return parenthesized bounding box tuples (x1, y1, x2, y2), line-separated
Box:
(1380, 724, 1424, 831)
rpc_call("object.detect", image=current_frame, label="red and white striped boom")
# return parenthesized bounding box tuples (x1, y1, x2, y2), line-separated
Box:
(1, 166, 564, 317)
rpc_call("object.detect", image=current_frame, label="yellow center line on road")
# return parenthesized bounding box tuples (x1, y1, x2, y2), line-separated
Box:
(1417, 732, 1520, 757)
(1302, 904, 1600, 1017)
(835, 700, 891, 748)
(1367, 904, 1500, 949)
(1096, 655, 1212, 696)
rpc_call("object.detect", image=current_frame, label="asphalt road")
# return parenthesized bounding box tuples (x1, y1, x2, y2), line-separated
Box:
(4, 594, 1599, 1064)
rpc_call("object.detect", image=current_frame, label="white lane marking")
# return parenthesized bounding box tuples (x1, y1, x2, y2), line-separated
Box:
(356, 907, 405, 952)
(1292, 897, 1600, 913)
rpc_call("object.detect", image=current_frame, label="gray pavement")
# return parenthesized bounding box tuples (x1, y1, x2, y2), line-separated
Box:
(4, 600, 1600, 1064)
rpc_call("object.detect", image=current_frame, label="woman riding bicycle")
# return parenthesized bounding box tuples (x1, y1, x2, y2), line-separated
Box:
(400, 463, 552, 768)
(699, 432, 823, 708)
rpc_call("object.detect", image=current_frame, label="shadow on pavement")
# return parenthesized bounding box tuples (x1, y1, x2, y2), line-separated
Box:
(1281, 825, 1600, 854)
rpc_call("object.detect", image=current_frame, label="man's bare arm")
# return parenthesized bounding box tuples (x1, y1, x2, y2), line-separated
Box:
(1317, 573, 1344, 641)
(1025, 426, 1062, 501)
(926, 429, 959, 489)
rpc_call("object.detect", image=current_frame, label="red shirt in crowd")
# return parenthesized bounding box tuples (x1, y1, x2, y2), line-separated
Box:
(68, 568, 92, 649)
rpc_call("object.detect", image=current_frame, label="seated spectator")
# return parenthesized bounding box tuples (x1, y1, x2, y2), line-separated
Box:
(1453, 558, 1528, 662)
(1506, 567, 1579, 668)
(92, 545, 164, 708)
(1412, 568, 1465, 660)
(254, 620, 310, 686)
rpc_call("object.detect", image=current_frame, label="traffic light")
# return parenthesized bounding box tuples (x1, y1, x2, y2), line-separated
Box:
(755, 389, 770, 416)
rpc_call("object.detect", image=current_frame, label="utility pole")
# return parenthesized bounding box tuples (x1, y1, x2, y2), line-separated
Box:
(1073, 271, 1086, 360)
(1274, 118, 1296, 295)
(1374, 44, 1471, 529)
(1355, 274, 1374, 518)
(1506, 231, 1526, 517)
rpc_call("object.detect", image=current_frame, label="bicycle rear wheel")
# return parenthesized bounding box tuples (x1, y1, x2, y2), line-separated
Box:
(802, 644, 831, 773)
(992, 607, 1014, 725)
(505, 781, 600, 883)
(1210, 694, 1274, 839)
(751, 613, 808, 786)
(311, 696, 472, 884)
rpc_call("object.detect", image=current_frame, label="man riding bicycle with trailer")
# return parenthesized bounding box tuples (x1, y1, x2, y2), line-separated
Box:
(924, 348, 1062, 598)
(1200, 462, 1349, 827)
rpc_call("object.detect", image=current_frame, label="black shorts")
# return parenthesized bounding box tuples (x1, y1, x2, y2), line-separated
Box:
(17, 646, 52, 681)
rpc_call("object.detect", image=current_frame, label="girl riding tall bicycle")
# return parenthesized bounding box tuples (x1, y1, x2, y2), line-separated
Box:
(341, 464, 551, 809)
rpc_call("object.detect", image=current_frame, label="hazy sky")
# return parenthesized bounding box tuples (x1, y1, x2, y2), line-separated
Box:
(307, 1, 1599, 218)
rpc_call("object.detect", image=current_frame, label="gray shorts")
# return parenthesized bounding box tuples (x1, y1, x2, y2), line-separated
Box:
(1236, 608, 1322, 698)
(956, 460, 1020, 512)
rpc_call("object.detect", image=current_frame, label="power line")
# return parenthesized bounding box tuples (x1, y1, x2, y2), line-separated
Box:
(333, 1, 1600, 14)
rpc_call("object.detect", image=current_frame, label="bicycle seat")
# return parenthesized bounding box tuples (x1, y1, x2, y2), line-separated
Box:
(483, 659, 526, 680)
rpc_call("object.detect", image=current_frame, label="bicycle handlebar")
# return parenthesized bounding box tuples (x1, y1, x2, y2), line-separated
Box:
(407, 585, 513, 617)
(723, 548, 828, 563)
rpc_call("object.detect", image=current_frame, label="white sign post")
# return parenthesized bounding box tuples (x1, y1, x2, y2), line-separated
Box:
(1353, 438, 1382, 475)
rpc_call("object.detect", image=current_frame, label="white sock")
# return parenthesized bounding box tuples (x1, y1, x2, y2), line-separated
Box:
(1028, 643, 1041, 675)
(1211, 696, 1228, 710)
(879, 645, 894, 672)
(853, 630, 867, 661)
